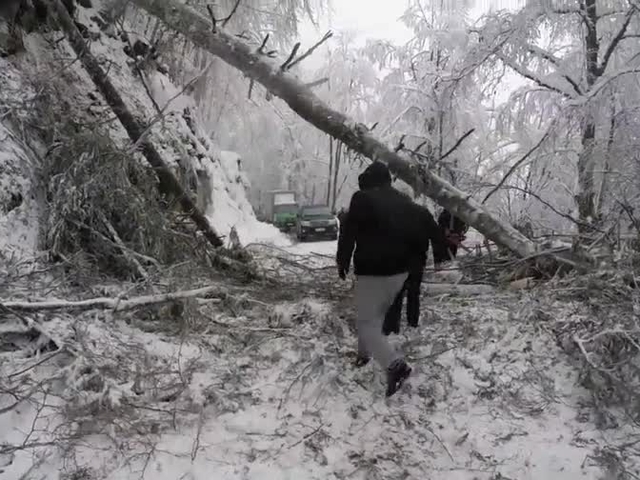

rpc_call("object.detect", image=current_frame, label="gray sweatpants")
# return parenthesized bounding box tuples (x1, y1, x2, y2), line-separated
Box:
(355, 273, 408, 369)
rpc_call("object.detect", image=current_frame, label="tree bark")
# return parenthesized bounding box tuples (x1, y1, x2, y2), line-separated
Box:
(130, 0, 538, 258)
(331, 142, 342, 211)
(47, 0, 223, 248)
(327, 136, 334, 205)
(577, 0, 598, 228)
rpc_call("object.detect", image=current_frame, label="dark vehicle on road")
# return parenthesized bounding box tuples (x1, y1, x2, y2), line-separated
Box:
(296, 205, 338, 241)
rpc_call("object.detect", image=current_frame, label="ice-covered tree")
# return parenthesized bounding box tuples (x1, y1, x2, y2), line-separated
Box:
(472, 0, 640, 234)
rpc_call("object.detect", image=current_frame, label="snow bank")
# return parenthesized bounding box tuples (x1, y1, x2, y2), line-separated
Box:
(0, 128, 40, 260)
(203, 149, 292, 248)
(0, 60, 41, 261)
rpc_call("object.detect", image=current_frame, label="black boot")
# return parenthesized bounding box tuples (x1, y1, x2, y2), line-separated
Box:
(353, 353, 371, 368)
(386, 359, 412, 397)
(347, 351, 371, 368)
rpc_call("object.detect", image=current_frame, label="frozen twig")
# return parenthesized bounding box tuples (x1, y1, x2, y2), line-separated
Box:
(258, 34, 270, 53)
(286, 31, 333, 70)
(206, 5, 217, 32)
(98, 211, 151, 281)
(247, 79, 255, 98)
(439, 128, 475, 162)
(221, 0, 241, 27)
(425, 424, 455, 462)
(482, 122, 554, 204)
(280, 43, 301, 71)
(304, 77, 329, 89)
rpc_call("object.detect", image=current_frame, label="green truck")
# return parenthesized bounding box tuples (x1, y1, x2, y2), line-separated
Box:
(265, 190, 298, 232)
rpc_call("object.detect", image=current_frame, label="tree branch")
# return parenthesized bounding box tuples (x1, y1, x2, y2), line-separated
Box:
(0, 286, 224, 312)
(439, 128, 475, 162)
(287, 31, 333, 70)
(280, 42, 301, 70)
(498, 53, 575, 98)
(206, 5, 217, 32)
(304, 77, 329, 89)
(482, 123, 554, 204)
(526, 45, 583, 95)
(598, 5, 637, 75)
(221, 0, 241, 27)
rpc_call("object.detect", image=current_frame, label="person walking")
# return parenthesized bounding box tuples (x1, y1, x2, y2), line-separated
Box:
(437, 208, 468, 259)
(336, 161, 429, 397)
(382, 205, 450, 335)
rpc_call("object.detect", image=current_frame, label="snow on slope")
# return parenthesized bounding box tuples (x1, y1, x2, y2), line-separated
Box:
(142, 68, 291, 246)
(0, 59, 42, 261)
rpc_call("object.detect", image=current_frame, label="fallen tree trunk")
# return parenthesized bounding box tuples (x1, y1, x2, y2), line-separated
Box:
(47, 0, 223, 248)
(0, 285, 224, 312)
(129, 0, 537, 258)
(423, 283, 495, 296)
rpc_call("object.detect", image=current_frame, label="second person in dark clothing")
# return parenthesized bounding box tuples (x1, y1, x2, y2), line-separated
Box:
(382, 204, 451, 336)
(437, 209, 468, 259)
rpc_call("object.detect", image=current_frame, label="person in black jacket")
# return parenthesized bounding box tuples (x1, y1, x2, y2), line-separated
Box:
(382, 205, 450, 336)
(336, 170, 375, 256)
(337, 161, 429, 397)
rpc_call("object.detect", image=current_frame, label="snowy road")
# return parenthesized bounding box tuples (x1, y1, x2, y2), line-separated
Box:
(283, 239, 337, 257)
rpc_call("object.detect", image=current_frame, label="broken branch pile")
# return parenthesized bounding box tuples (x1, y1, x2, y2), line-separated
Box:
(551, 270, 640, 421)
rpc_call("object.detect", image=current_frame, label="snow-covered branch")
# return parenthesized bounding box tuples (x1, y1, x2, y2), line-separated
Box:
(0, 286, 224, 312)
(525, 44, 583, 95)
(598, 5, 638, 75)
(498, 53, 575, 99)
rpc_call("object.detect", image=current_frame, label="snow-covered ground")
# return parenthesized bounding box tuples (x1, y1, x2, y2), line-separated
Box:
(1, 282, 632, 480)
(285, 240, 337, 257)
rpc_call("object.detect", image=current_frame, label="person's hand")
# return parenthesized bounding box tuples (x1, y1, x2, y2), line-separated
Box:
(447, 233, 461, 246)
(338, 265, 348, 280)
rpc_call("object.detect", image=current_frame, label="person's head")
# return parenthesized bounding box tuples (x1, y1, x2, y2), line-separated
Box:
(358, 171, 371, 190)
(358, 161, 391, 190)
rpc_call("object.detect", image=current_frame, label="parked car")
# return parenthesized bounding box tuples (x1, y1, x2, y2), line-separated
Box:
(296, 205, 338, 241)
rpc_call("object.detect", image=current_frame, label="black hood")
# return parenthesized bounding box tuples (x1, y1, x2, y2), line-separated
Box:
(359, 161, 391, 190)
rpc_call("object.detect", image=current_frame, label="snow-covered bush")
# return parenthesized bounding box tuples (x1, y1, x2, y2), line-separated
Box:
(42, 122, 206, 279)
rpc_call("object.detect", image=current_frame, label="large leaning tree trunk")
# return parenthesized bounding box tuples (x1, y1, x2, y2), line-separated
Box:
(47, 0, 224, 248)
(131, 0, 537, 258)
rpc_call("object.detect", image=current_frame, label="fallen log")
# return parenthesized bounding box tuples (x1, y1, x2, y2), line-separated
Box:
(0, 285, 224, 312)
(129, 0, 537, 259)
(507, 277, 537, 291)
(47, 0, 223, 248)
(423, 283, 495, 296)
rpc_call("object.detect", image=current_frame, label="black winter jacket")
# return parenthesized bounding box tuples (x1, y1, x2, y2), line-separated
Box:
(336, 185, 449, 276)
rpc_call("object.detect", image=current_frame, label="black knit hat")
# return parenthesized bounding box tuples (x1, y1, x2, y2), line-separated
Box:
(359, 161, 391, 190)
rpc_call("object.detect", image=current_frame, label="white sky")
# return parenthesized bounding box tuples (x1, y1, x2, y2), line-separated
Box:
(298, 0, 526, 100)
(299, 1, 412, 48)
(299, 0, 525, 46)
